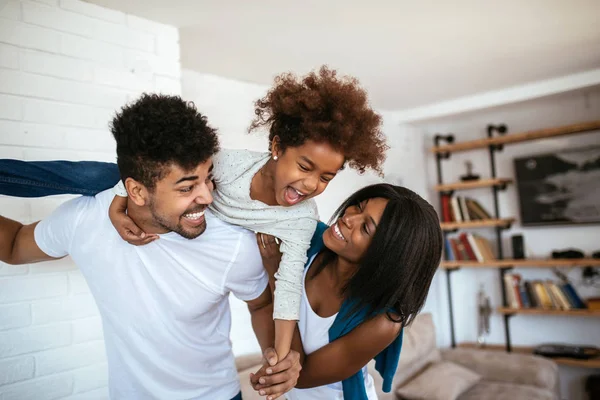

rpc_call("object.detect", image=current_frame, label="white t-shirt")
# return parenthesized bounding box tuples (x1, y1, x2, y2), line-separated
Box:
(286, 256, 378, 400)
(34, 190, 268, 400)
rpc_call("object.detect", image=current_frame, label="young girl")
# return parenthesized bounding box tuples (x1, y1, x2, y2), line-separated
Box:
(0, 66, 387, 364)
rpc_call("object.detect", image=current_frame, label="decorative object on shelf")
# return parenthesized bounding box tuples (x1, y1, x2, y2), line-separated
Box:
(551, 248, 584, 259)
(511, 234, 525, 259)
(514, 146, 600, 226)
(533, 344, 600, 360)
(477, 285, 491, 346)
(460, 160, 480, 181)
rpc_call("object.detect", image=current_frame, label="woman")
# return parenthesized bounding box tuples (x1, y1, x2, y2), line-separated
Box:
(252, 183, 443, 400)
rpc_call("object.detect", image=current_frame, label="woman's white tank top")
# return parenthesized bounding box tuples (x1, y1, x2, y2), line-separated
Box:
(286, 255, 378, 400)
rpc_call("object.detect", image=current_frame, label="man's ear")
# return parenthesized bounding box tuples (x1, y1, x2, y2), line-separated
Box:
(124, 178, 149, 206)
(271, 135, 282, 159)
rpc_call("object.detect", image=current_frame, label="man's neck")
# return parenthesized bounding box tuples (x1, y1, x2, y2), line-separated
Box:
(126, 198, 170, 234)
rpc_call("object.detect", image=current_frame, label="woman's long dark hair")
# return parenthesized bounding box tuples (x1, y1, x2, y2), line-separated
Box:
(314, 183, 443, 327)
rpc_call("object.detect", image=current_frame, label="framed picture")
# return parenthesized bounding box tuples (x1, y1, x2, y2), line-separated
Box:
(514, 146, 600, 226)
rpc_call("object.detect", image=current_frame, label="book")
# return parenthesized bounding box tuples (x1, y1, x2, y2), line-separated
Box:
(441, 194, 452, 222)
(504, 273, 518, 308)
(519, 283, 531, 308)
(549, 282, 571, 310)
(524, 281, 538, 308)
(474, 235, 495, 260)
(466, 198, 492, 219)
(444, 237, 455, 261)
(459, 233, 477, 261)
(459, 196, 470, 222)
(533, 281, 553, 309)
(560, 283, 586, 309)
(466, 233, 484, 262)
(450, 197, 462, 222)
(544, 281, 562, 309)
(449, 238, 463, 261)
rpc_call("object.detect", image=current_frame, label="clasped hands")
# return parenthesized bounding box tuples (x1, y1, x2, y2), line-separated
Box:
(249, 347, 302, 400)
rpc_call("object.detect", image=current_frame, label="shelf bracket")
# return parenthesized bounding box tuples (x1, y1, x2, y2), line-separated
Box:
(434, 133, 455, 160)
(487, 124, 508, 152)
(496, 183, 508, 191)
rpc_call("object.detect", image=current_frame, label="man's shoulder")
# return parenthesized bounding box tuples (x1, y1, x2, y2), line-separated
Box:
(203, 212, 262, 264)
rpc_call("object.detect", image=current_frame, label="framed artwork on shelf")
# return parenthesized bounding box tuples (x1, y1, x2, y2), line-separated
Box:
(514, 146, 600, 226)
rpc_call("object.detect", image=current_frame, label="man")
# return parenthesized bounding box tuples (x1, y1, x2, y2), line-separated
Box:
(0, 94, 300, 399)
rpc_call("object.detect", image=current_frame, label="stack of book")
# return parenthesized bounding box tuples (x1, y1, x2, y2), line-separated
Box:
(503, 273, 587, 310)
(440, 195, 492, 222)
(444, 233, 495, 262)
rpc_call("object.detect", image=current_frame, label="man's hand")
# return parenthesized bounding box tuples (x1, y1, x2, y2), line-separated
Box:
(250, 347, 301, 400)
(255, 233, 282, 279)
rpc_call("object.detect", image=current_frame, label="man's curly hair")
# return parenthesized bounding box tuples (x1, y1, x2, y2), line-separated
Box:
(249, 66, 387, 174)
(111, 93, 220, 189)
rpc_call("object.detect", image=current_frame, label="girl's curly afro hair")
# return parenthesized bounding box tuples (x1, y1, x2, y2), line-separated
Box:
(249, 66, 388, 175)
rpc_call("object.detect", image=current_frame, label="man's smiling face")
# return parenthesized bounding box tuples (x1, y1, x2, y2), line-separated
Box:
(147, 159, 215, 239)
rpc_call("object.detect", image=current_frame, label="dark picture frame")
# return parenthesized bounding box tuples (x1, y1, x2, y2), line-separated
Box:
(513, 146, 600, 226)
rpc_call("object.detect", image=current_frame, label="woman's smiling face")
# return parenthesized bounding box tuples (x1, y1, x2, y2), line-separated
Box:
(323, 197, 389, 263)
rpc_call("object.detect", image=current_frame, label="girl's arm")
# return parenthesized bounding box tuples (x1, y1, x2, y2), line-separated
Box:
(108, 195, 157, 245)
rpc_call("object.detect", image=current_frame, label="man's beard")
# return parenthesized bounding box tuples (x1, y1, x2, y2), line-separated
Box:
(148, 199, 207, 240)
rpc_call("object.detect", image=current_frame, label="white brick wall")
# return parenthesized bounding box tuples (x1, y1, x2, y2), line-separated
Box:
(0, 0, 180, 397)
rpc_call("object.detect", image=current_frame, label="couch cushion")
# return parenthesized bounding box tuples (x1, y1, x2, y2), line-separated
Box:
(396, 361, 481, 400)
(441, 348, 559, 392)
(459, 381, 557, 400)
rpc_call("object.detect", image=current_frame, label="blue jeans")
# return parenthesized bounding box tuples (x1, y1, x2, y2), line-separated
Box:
(0, 160, 120, 197)
(230, 392, 242, 400)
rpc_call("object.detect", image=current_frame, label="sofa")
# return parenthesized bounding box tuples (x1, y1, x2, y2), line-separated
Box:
(236, 313, 560, 399)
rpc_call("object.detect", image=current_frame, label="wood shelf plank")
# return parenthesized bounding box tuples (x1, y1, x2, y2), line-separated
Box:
(497, 307, 600, 317)
(435, 178, 513, 192)
(440, 218, 515, 231)
(440, 258, 600, 269)
(457, 342, 600, 369)
(431, 120, 600, 154)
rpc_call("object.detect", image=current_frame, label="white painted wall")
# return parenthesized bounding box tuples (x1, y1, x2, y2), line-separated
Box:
(0, 1, 180, 398)
(417, 87, 600, 400)
(181, 69, 438, 356)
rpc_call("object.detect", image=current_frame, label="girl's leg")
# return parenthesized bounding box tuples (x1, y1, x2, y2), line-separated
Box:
(0, 160, 120, 197)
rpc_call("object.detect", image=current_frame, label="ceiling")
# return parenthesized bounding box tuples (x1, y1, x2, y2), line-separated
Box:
(86, 0, 600, 110)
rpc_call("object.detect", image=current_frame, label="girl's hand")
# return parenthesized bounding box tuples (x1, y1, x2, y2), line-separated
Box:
(108, 196, 158, 246)
(255, 233, 282, 278)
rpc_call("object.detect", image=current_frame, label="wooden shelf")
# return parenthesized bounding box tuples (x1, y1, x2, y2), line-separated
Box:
(440, 218, 515, 231)
(457, 342, 600, 369)
(435, 178, 513, 192)
(440, 258, 600, 269)
(431, 120, 600, 154)
(497, 307, 600, 317)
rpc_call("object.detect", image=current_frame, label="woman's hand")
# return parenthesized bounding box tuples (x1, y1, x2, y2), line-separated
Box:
(255, 233, 282, 279)
(108, 196, 158, 246)
(250, 347, 301, 400)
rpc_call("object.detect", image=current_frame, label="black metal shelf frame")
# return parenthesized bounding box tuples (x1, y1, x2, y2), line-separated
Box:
(434, 125, 513, 350)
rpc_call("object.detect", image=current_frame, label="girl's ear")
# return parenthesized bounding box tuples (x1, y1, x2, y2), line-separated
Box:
(271, 136, 282, 159)
(124, 178, 148, 206)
